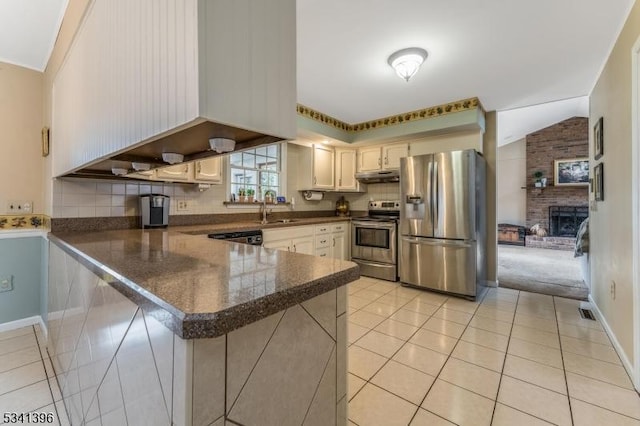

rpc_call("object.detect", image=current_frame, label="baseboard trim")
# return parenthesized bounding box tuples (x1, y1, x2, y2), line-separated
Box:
(0, 315, 42, 333)
(588, 295, 637, 391)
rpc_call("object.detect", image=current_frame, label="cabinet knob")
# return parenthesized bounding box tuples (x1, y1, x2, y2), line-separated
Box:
(313, 176, 317, 185)
(339, 178, 342, 186)
(293, 244, 297, 252)
(378, 158, 381, 166)
(333, 237, 335, 247)
(384, 157, 388, 165)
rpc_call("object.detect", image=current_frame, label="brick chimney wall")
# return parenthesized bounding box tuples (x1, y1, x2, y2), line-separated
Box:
(525, 117, 589, 230)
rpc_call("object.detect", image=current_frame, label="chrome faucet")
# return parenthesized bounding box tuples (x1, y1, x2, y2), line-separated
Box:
(261, 199, 271, 225)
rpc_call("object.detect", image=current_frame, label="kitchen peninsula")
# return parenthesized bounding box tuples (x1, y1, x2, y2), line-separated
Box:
(47, 227, 357, 426)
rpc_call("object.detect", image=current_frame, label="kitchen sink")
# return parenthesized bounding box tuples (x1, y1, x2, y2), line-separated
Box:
(253, 219, 301, 224)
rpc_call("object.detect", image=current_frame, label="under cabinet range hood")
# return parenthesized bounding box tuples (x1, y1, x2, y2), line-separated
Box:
(354, 170, 400, 183)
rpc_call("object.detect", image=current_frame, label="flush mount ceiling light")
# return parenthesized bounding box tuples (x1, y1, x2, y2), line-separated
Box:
(162, 152, 184, 164)
(387, 47, 428, 82)
(111, 167, 128, 176)
(209, 137, 236, 153)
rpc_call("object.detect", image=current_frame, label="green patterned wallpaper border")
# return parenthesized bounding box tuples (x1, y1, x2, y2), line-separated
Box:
(0, 215, 50, 231)
(297, 97, 482, 133)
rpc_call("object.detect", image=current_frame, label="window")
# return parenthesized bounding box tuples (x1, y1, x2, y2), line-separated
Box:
(229, 143, 282, 200)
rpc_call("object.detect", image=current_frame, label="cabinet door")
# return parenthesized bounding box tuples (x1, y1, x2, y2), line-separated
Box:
(194, 157, 222, 183)
(359, 147, 382, 172)
(313, 145, 335, 189)
(382, 144, 409, 170)
(126, 170, 155, 180)
(155, 163, 192, 181)
(291, 236, 314, 255)
(331, 232, 347, 260)
(263, 240, 290, 252)
(335, 149, 357, 191)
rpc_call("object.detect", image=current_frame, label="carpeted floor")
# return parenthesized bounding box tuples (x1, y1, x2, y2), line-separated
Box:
(498, 245, 589, 300)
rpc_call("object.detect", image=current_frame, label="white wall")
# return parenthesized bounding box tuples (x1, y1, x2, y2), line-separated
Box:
(0, 61, 44, 213)
(589, 0, 640, 378)
(497, 138, 526, 225)
(408, 130, 484, 156)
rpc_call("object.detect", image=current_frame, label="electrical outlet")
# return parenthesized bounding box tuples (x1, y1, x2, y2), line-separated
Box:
(0, 276, 13, 293)
(177, 200, 189, 211)
(610, 280, 616, 300)
(6, 200, 33, 214)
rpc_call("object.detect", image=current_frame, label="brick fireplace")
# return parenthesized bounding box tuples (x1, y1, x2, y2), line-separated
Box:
(549, 206, 589, 237)
(525, 117, 589, 250)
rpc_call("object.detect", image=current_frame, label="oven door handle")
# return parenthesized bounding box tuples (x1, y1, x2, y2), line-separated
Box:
(352, 221, 396, 230)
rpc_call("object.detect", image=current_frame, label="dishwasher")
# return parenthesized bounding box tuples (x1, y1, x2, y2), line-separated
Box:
(207, 230, 263, 246)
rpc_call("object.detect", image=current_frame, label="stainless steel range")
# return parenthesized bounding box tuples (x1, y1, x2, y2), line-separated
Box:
(351, 200, 400, 281)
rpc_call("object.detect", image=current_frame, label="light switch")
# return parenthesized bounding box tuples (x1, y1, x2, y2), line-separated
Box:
(0, 276, 13, 293)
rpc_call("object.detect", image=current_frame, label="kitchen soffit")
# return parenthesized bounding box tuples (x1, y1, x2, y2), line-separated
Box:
(74, 96, 482, 178)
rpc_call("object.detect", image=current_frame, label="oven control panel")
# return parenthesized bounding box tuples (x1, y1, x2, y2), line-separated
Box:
(368, 200, 400, 210)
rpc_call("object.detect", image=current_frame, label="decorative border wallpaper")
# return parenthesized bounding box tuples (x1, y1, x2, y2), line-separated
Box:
(0, 215, 50, 231)
(297, 97, 482, 133)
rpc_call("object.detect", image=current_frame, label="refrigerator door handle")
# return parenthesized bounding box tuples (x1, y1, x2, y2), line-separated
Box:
(433, 161, 439, 231)
(401, 236, 472, 248)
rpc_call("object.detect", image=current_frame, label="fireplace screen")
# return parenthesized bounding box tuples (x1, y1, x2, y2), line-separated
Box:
(549, 206, 589, 237)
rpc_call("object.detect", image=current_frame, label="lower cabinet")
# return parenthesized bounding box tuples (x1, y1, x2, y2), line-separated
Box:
(262, 226, 315, 255)
(263, 222, 349, 260)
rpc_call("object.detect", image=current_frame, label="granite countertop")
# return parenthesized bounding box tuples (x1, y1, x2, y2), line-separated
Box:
(176, 215, 351, 235)
(49, 225, 359, 339)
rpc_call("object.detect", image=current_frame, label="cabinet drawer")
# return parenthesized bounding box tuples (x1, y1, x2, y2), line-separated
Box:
(315, 235, 331, 248)
(315, 224, 331, 234)
(315, 247, 331, 258)
(263, 225, 314, 241)
(332, 223, 347, 233)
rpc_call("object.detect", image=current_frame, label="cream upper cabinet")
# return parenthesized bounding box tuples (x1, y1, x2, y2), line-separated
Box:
(357, 144, 408, 171)
(335, 149, 358, 191)
(299, 144, 335, 190)
(313, 145, 335, 189)
(155, 163, 192, 182)
(383, 144, 409, 169)
(193, 157, 223, 183)
(359, 147, 383, 172)
(52, 0, 295, 177)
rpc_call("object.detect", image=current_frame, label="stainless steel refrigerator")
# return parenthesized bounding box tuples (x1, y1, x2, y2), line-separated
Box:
(399, 149, 486, 299)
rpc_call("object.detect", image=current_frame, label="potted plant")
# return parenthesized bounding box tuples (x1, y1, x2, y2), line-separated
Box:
(264, 189, 276, 204)
(533, 171, 544, 188)
(238, 188, 246, 203)
(246, 188, 255, 203)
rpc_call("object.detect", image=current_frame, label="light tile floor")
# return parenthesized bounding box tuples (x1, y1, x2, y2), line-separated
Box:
(1, 279, 640, 426)
(346, 277, 640, 426)
(0, 325, 68, 426)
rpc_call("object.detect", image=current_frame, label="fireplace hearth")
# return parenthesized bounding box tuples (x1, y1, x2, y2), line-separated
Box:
(549, 206, 588, 237)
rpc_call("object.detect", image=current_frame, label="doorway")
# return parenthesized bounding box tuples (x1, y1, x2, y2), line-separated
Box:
(495, 114, 590, 300)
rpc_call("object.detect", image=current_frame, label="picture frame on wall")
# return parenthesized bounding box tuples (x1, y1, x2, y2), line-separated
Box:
(554, 158, 589, 186)
(594, 162, 604, 201)
(594, 117, 604, 160)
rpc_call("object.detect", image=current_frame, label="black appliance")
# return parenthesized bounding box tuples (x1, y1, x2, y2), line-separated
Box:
(208, 230, 263, 246)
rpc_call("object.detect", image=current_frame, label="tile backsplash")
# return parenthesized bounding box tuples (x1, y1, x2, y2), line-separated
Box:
(52, 178, 401, 218)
